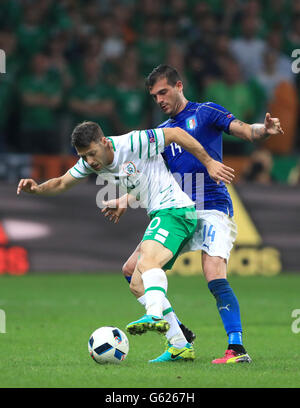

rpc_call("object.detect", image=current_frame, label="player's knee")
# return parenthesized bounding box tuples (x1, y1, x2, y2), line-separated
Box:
(122, 260, 134, 278)
(202, 255, 227, 282)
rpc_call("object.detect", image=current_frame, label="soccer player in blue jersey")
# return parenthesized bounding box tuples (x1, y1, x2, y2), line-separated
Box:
(102, 65, 283, 364)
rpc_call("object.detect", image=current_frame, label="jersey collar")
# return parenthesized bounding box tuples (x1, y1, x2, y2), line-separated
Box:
(171, 101, 194, 120)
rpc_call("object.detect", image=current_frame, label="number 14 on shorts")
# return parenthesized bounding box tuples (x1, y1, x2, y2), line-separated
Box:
(203, 224, 216, 244)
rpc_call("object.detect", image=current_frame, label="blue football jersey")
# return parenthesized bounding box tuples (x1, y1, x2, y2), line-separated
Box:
(159, 101, 236, 216)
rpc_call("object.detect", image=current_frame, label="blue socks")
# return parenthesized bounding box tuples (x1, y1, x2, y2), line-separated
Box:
(208, 278, 243, 345)
(228, 331, 242, 345)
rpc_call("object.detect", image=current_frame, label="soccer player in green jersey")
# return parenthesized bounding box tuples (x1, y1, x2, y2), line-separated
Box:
(17, 121, 234, 362)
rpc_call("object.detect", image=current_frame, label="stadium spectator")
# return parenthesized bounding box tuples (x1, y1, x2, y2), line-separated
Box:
(191, 1, 211, 20)
(79, 0, 101, 35)
(202, 57, 257, 154)
(162, 19, 180, 47)
(213, 32, 236, 74)
(0, 0, 22, 28)
(68, 57, 116, 137)
(165, 0, 194, 41)
(262, 0, 291, 33)
(188, 8, 217, 49)
(19, 53, 63, 154)
(231, 15, 266, 79)
(266, 28, 294, 81)
(284, 12, 300, 55)
(118, 46, 140, 71)
(46, 32, 73, 90)
(111, 2, 136, 45)
(186, 11, 220, 92)
(136, 0, 162, 20)
(16, 5, 50, 65)
(113, 61, 150, 133)
(62, 1, 91, 51)
(216, 0, 241, 35)
(81, 33, 103, 65)
(97, 13, 126, 62)
(137, 18, 167, 76)
(256, 49, 294, 116)
(241, 0, 265, 34)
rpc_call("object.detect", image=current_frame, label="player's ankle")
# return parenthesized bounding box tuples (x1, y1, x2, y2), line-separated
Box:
(228, 344, 246, 354)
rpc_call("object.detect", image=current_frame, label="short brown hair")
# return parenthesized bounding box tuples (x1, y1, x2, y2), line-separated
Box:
(145, 64, 182, 90)
(71, 121, 104, 148)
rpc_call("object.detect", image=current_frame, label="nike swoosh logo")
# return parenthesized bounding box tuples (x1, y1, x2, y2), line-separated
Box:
(171, 350, 186, 359)
(151, 317, 163, 322)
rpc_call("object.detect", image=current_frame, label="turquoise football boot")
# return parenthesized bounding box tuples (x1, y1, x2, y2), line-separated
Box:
(126, 314, 170, 336)
(149, 342, 195, 363)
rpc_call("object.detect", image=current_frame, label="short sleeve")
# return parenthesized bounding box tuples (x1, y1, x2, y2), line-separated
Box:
(129, 128, 165, 160)
(201, 102, 236, 134)
(69, 157, 94, 179)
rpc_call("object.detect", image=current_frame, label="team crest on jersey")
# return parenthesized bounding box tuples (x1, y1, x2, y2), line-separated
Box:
(186, 116, 197, 130)
(122, 161, 137, 176)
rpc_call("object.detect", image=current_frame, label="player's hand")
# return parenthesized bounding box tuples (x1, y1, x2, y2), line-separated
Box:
(101, 198, 127, 224)
(206, 160, 235, 185)
(17, 179, 39, 195)
(264, 112, 284, 136)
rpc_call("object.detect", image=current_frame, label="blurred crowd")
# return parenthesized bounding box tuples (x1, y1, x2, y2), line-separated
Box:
(0, 0, 299, 164)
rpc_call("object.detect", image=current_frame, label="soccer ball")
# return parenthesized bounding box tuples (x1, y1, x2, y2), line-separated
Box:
(88, 326, 129, 364)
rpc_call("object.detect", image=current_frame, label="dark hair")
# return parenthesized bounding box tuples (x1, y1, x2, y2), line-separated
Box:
(145, 64, 182, 90)
(71, 121, 104, 148)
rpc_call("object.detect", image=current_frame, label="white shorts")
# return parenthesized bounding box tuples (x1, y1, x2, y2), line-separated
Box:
(181, 210, 237, 262)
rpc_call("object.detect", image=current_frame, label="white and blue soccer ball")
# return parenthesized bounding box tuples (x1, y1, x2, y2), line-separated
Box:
(88, 326, 129, 364)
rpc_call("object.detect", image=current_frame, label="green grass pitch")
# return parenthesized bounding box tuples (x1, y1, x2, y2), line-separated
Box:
(0, 273, 300, 388)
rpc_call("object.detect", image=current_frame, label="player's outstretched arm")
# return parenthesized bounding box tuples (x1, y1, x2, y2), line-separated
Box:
(229, 113, 284, 142)
(163, 127, 235, 184)
(17, 171, 82, 196)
